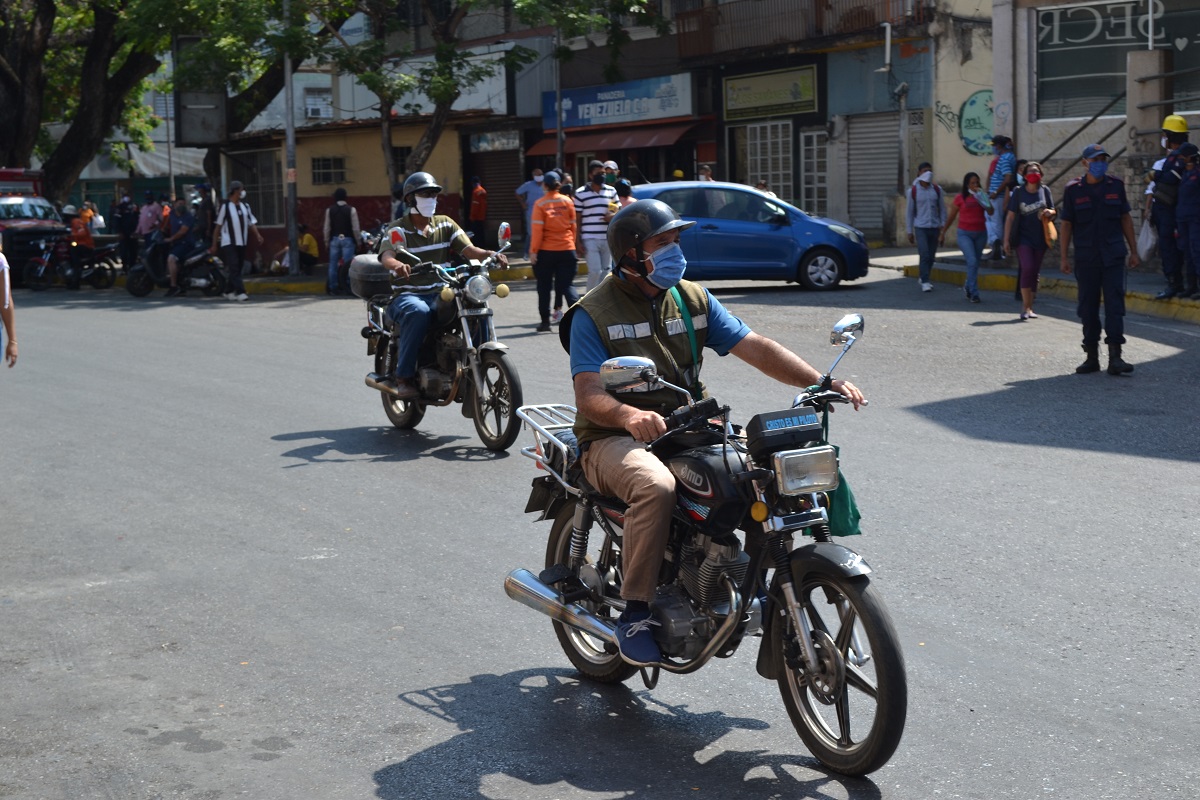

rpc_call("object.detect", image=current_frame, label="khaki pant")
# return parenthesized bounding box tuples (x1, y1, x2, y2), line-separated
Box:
(580, 435, 675, 602)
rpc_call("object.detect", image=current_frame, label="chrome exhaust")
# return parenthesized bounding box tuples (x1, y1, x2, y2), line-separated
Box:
(365, 372, 402, 397)
(504, 568, 616, 644)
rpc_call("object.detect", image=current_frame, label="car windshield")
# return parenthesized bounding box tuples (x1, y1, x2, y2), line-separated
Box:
(0, 197, 63, 222)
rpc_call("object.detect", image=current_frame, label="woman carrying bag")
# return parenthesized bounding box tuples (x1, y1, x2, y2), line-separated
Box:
(1004, 161, 1057, 320)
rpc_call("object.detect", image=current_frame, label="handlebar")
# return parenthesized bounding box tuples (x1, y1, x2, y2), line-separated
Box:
(647, 397, 727, 452)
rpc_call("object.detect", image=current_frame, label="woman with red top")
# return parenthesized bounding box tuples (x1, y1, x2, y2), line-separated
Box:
(942, 171, 989, 303)
(529, 170, 579, 332)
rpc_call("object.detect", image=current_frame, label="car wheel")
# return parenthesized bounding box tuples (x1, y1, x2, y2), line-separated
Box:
(797, 248, 844, 291)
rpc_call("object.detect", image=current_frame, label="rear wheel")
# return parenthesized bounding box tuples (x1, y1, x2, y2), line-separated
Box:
(202, 265, 227, 297)
(126, 269, 154, 297)
(771, 572, 907, 776)
(88, 263, 115, 289)
(545, 503, 637, 684)
(375, 347, 424, 429)
(23, 260, 50, 291)
(471, 349, 523, 451)
(797, 248, 844, 291)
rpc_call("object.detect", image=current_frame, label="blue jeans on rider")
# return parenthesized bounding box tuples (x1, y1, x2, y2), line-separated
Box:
(328, 236, 356, 293)
(386, 292, 439, 380)
(956, 228, 987, 298)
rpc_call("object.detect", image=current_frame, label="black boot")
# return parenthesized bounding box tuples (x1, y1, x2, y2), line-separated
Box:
(1075, 342, 1101, 374)
(1185, 274, 1200, 300)
(1155, 273, 1184, 300)
(1107, 344, 1134, 376)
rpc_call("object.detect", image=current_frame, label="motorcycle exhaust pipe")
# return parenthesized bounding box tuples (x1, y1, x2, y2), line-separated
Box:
(364, 372, 403, 397)
(504, 569, 617, 644)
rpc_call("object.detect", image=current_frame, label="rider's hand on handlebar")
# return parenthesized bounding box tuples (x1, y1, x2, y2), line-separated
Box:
(831, 378, 866, 410)
(493, 251, 509, 268)
(382, 253, 410, 279)
(624, 408, 668, 443)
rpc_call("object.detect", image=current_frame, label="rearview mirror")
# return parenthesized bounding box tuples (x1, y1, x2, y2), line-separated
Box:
(497, 222, 511, 243)
(599, 356, 660, 393)
(384, 226, 421, 266)
(830, 313, 864, 345)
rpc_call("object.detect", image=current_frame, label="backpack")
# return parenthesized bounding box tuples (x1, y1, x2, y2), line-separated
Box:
(910, 183, 943, 204)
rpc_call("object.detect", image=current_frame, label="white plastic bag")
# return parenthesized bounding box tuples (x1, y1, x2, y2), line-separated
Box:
(1137, 218, 1157, 262)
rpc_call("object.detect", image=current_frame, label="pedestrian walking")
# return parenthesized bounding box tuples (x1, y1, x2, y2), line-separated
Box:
(906, 162, 945, 292)
(468, 177, 488, 244)
(1058, 144, 1141, 375)
(1003, 162, 1056, 320)
(1, 241, 17, 368)
(942, 171, 989, 303)
(574, 160, 618, 293)
(324, 187, 361, 294)
(515, 168, 544, 258)
(529, 171, 579, 332)
(211, 181, 263, 302)
(987, 136, 1017, 260)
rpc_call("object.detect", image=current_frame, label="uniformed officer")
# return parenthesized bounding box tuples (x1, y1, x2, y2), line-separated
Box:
(1059, 144, 1141, 376)
(1150, 114, 1191, 299)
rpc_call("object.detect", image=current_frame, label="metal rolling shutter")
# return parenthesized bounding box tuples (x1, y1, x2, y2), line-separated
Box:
(466, 151, 523, 251)
(847, 113, 901, 239)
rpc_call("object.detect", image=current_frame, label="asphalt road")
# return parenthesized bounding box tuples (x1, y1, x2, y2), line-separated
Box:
(2, 271, 1198, 800)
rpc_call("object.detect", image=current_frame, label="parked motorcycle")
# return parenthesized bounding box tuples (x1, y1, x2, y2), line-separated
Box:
(506, 313, 907, 776)
(22, 236, 118, 291)
(351, 223, 524, 451)
(125, 230, 227, 297)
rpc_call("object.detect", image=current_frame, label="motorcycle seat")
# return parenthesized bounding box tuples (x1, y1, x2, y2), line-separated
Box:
(547, 429, 581, 473)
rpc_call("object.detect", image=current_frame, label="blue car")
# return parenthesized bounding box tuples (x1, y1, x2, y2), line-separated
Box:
(632, 181, 869, 290)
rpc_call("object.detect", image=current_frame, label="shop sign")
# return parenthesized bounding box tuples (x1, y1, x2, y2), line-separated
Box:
(470, 131, 520, 153)
(542, 73, 692, 130)
(723, 66, 818, 121)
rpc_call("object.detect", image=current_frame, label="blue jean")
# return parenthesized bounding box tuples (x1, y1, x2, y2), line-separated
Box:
(386, 292, 440, 380)
(957, 228, 987, 296)
(914, 227, 939, 282)
(328, 236, 356, 291)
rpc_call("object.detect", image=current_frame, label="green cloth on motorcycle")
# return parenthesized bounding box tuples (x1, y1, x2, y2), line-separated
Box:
(819, 401, 861, 537)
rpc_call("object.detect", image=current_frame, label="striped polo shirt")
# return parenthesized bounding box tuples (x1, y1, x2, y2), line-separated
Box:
(573, 183, 617, 241)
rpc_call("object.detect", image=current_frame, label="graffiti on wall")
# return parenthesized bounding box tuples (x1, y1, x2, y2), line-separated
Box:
(958, 90, 995, 155)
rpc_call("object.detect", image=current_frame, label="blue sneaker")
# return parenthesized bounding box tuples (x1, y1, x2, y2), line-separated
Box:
(616, 609, 661, 666)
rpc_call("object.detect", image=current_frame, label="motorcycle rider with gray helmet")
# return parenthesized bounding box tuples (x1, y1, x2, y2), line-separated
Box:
(560, 198, 865, 666)
(376, 172, 507, 399)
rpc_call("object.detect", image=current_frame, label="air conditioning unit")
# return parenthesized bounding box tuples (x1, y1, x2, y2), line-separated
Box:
(306, 107, 327, 119)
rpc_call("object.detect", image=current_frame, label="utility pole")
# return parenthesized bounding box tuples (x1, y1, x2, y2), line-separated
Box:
(555, 28, 564, 172)
(283, 0, 299, 275)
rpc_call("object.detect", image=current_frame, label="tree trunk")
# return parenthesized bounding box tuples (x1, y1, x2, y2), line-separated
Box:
(381, 103, 397, 196)
(404, 99, 456, 175)
(0, 0, 58, 168)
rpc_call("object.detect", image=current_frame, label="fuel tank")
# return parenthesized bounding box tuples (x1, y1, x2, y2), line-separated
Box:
(663, 441, 750, 536)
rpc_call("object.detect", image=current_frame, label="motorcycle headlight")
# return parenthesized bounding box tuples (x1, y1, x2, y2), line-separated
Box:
(772, 445, 839, 496)
(464, 274, 492, 304)
(827, 224, 863, 245)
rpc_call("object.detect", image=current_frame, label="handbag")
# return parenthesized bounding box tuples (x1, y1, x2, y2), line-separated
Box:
(1137, 218, 1158, 261)
(1042, 214, 1058, 249)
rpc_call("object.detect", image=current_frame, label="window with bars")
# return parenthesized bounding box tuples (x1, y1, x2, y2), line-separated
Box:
(305, 88, 333, 120)
(312, 157, 347, 185)
(798, 130, 828, 217)
(735, 120, 794, 205)
(228, 149, 283, 226)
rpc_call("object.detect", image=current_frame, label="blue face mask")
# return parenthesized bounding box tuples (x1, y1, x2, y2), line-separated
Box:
(1088, 160, 1109, 179)
(646, 243, 687, 290)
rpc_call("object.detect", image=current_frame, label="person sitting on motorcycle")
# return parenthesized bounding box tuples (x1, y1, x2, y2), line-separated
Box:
(61, 205, 94, 290)
(163, 198, 197, 298)
(376, 171, 508, 400)
(562, 199, 866, 666)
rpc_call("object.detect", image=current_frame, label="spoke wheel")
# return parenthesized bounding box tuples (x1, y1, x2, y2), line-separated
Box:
(545, 503, 637, 684)
(88, 263, 115, 289)
(471, 349, 523, 451)
(23, 260, 50, 291)
(375, 347, 424, 429)
(797, 248, 844, 291)
(126, 269, 154, 297)
(771, 572, 907, 776)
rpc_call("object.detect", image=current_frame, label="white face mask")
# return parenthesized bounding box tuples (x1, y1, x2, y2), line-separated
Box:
(239, 190, 247, 199)
(413, 197, 438, 218)
(1162, 136, 1170, 149)
(533, 175, 544, 183)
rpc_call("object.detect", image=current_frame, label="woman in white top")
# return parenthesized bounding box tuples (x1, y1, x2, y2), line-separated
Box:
(1, 241, 17, 367)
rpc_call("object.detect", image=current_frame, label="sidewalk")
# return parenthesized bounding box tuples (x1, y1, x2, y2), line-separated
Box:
(870, 246, 1200, 326)
(226, 250, 1200, 326)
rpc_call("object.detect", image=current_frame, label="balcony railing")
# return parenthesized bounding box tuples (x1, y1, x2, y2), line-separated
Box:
(676, 0, 929, 60)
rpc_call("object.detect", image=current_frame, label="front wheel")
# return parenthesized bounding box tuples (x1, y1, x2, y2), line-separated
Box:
(375, 347, 425, 429)
(23, 260, 50, 291)
(797, 248, 845, 291)
(545, 504, 637, 684)
(471, 349, 523, 451)
(771, 572, 907, 776)
(126, 268, 154, 297)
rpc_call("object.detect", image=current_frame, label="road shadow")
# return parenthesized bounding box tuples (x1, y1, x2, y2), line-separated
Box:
(272, 426, 511, 465)
(375, 668, 883, 800)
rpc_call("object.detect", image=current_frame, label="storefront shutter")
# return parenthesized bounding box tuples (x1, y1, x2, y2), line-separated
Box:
(847, 113, 901, 240)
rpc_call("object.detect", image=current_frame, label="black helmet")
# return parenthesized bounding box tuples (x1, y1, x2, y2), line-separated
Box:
(402, 171, 442, 201)
(607, 199, 695, 274)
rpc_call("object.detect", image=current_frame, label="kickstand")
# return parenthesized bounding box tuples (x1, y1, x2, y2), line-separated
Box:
(638, 665, 660, 690)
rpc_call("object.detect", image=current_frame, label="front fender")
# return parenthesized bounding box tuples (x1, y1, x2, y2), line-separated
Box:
(755, 542, 872, 680)
(478, 340, 509, 353)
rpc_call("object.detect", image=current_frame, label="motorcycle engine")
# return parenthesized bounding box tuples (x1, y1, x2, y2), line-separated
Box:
(436, 333, 463, 374)
(651, 534, 752, 660)
(418, 367, 453, 400)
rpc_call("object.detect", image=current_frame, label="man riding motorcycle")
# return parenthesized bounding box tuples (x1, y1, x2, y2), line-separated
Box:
(376, 172, 508, 399)
(560, 199, 865, 666)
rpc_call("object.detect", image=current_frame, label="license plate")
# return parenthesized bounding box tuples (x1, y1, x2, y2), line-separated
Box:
(462, 307, 492, 316)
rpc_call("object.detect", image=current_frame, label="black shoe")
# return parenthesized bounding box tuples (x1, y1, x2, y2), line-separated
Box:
(1076, 344, 1101, 374)
(536, 322, 552, 332)
(970, 294, 982, 304)
(1155, 287, 1178, 300)
(165, 286, 183, 297)
(1107, 346, 1134, 376)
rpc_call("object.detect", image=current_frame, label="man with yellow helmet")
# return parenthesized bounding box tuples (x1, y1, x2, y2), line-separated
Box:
(1150, 114, 1193, 299)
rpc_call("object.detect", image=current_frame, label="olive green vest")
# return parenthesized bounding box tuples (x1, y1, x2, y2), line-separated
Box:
(574, 276, 710, 445)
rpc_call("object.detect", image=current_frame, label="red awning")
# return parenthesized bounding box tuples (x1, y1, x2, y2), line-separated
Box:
(526, 123, 696, 156)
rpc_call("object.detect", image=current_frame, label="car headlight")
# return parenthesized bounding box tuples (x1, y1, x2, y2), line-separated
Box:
(464, 274, 493, 303)
(827, 224, 862, 245)
(772, 445, 839, 495)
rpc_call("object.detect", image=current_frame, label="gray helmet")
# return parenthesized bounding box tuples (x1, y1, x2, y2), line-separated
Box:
(607, 199, 695, 273)
(401, 171, 442, 202)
